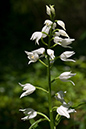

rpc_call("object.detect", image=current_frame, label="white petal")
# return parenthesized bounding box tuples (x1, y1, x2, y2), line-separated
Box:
(30, 32, 42, 45)
(46, 5, 51, 16)
(19, 83, 35, 91)
(50, 5, 55, 15)
(27, 53, 39, 64)
(47, 49, 55, 60)
(59, 72, 76, 85)
(54, 32, 60, 36)
(68, 109, 76, 113)
(60, 51, 75, 62)
(59, 72, 76, 79)
(19, 83, 36, 98)
(52, 23, 57, 29)
(19, 108, 37, 120)
(57, 106, 70, 118)
(44, 20, 53, 26)
(54, 36, 62, 43)
(20, 89, 35, 98)
(57, 20, 66, 30)
(61, 38, 75, 48)
(55, 91, 66, 103)
(42, 25, 51, 38)
(32, 48, 45, 55)
(58, 29, 69, 38)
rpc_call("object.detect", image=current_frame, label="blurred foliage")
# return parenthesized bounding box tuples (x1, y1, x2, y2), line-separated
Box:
(0, 0, 86, 129)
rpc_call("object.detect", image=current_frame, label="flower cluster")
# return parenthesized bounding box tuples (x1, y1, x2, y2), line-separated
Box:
(19, 5, 76, 128)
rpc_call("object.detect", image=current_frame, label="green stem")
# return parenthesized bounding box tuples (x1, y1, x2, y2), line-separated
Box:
(36, 86, 49, 93)
(51, 77, 59, 83)
(41, 37, 48, 46)
(37, 112, 50, 122)
(39, 59, 48, 67)
(47, 56, 54, 129)
(47, 23, 54, 129)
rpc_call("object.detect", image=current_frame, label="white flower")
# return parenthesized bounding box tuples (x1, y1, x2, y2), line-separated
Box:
(54, 32, 60, 37)
(19, 83, 36, 98)
(25, 48, 45, 64)
(44, 19, 53, 26)
(54, 36, 62, 43)
(59, 71, 76, 85)
(60, 51, 75, 62)
(60, 38, 75, 48)
(25, 51, 39, 64)
(46, 5, 55, 16)
(50, 5, 55, 15)
(55, 91, 66, 104)
(19, 108, 37, 120)
(42, 25, 51, 38)
(44, 20, 56, 29)
(57, 20, 66, 30)
(46, 5, 51, 16)
(57, 105, 76, 118)
(47, 49, 55, 60)
(52, 22, 57, 29)
(58, 29, 69, 37)
(42, 20, 56, 38)
(32, 47, 45, 55)
(30, 32, 42, 45)
(54, 37, 75, 48)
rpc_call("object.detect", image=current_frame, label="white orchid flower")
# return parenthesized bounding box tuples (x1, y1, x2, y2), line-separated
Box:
(32, 47, 45, 55)
(57, 105, 76, 119)
(54, 36, 62, 43)
(44, 19, 53, 26)
(55, 91, 66, 104)
(60, 51, 75, 62)
(30, 32, 42, 45)
(60, 38, 75, 48)
(42, 25, 51, 38)
(42, 20, 56, 38)
(19, 108, 37, 120)
(41, 20, 52, 38)
(58, 29, 69, 37)
(46, 5, 51, 16)
(59, 71, 76, 85)
(19, 83, 36, 98)
(50, 5, 55, 15)
(47, 49, 55, 60)
(25, 51, 39, 64)
(57, 20, 66, 30)
(25, 48, 45, 64)
(46, 5, 55, 16)
(54, 32, 60, 37)
(54, 37, 75, 48)
(44, 20, 56, 29)
(52, 22, 57, 29)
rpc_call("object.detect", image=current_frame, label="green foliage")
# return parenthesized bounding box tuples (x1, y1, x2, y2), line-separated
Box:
(0, 59, 86, 128)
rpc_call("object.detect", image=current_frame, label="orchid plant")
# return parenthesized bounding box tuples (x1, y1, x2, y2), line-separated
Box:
(19, 5, 77, 129)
